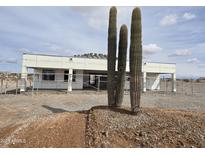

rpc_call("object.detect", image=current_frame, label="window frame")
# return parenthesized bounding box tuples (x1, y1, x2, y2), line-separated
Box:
(64, 70, 76, 82)
(42, 69, 55, 81)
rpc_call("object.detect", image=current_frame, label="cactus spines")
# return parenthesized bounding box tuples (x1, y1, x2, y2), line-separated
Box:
(129, 7, 142, 113)
(107, 6, 117, 107)
(115, 25, 128, 107)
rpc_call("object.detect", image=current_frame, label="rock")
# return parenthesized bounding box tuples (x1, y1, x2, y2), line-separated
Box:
(101, 130, 108, 137)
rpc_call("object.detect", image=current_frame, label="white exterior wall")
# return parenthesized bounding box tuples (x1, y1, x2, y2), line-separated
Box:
(124, 74, 160, 91)
(33, 69, 83, 89)
(72, 70, 83, 89)
(21, 53, 176, 91)
(22, 54, 176, 73)
(146, 73, 160, 90)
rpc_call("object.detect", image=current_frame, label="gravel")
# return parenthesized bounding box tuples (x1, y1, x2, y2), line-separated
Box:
(86, 107, 205, 148)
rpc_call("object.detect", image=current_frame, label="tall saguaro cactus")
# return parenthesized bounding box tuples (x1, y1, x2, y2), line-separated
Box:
(129, 7, 142, 113)
(107, 6, 117, 107)
(115, 25, 128, 107)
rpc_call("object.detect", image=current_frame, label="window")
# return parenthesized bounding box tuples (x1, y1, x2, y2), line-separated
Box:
(64, 70, 76, 82)
(73, 70, 76, 82)
(42, 69, 55, 81)
(64, 70, 69, 82)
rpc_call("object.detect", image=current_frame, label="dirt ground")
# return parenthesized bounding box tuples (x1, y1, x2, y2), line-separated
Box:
(0, 112, 87, 148)
(0, 91, 205, 129)
(0, 106, 204, 148)
(0, 91, 204, 148)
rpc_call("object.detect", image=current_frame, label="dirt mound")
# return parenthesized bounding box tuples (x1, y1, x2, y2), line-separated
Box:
(0, 106, 204, 148)
(0, 112, 87, 148)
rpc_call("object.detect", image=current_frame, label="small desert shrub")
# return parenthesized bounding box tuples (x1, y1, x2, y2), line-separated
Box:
(183, 79, 190, 82)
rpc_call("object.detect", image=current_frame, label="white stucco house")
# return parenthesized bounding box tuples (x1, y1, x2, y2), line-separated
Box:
(20, 53, 176, 92)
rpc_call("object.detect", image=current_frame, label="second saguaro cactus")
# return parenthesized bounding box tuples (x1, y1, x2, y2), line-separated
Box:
(107, 6, 117, 107)
(115, 25, 128, 107)
(129, 7, 142, 113)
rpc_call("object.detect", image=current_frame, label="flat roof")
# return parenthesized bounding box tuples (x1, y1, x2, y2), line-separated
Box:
(23, 52, 176, 65)
(144, 62, 176, 65)
(23, 52, 73, 58)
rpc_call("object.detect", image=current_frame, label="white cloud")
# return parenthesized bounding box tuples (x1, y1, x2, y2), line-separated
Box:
(176, 64, 204, 78)
(143, 44, 162, 54)
(71, 6, 134, 31)
(17, 48, 31, 53)
(169, 49, 192, 57)
(43, 43, 62, 51)
(198, 64, 205, 68)
(160, 14, 178, 26)
(42, 42, 73, 54)
(5, 58, 18, 64)
(183, 13, 196, 20)
(160, 12, 196, 27)
(72, 6, 109, 30)
(187, 58, 200, 64)
(87, 17, 108, 30)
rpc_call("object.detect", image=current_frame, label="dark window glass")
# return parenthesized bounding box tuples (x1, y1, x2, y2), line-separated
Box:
(64, 70, 69, 82)
(42, 69, 55, 81)
(64, 70, 76, 82)
(73, 70, 76, 82)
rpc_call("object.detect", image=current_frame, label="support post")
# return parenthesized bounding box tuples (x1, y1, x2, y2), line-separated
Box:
(67, 69, 73, 92)
(191, 78, 193, 95)
(143, 72, 147, 92)
(156, 74, 160, 90)
(20, 66, 28, 92)
(5, 77, 8, 94)
(0, 78, 3, 94)
(32, 73, 35, 96)
(97, 75, 100, 91)
(15, 78, 18, 95)
(172, 73, 176, 92)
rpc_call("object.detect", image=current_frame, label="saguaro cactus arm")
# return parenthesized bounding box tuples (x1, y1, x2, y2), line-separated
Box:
(116, 24, 128, 107)
(129, 7, 142, 113)
(107, 6, 117, 107)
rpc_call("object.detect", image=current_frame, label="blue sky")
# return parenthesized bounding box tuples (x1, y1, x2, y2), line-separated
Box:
(0, 6, 205, 78)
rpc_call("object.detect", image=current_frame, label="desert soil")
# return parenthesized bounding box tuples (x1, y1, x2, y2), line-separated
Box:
(0, 112, 87, 148)
(0, 92, 204, 148)
(0, 106, 204, 148)
(0, 92, 205, 129)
